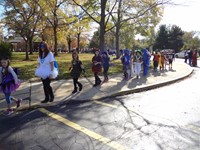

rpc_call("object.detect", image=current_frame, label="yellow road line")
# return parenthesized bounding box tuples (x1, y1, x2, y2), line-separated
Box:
(39, 108, 126, 150)
(93, 100, 118, 108)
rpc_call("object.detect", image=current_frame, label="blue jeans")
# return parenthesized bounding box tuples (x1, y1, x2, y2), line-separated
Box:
(4, 93, 11, 105)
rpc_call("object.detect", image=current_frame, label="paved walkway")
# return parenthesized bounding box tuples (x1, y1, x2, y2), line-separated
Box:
(0, 61, 193, 111)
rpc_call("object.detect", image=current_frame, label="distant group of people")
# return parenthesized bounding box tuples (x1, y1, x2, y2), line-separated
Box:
(0, 42, 198, 116)
(152, 51, 174, 71)
(184, 49, 198, 67)
(120, 48, 151, 80)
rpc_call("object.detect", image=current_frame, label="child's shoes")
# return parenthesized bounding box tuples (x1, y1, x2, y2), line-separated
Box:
(16, 99, 22, 108)
(4, 109, 14, 116)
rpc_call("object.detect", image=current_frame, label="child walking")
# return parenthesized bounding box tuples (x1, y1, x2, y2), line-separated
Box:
(121, 49, 131, 80)
(0, 57, 22, 115)
(69, 52, 84, 94)
(134, 51, 142, 79)
(92, 49, 103, 87)
(102, 51, 110, 83)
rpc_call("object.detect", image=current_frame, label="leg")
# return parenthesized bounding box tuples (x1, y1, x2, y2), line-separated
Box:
(4, 92, 11, 110)
(76, 78, 83, 91)
(94, 72, 101, 86)
(4, 92, 14, 115)
(103, 67, 109, 82)
(42, 78, 50, 102)
(41, 78, 54, 103)
(11, 96, 22, 108)
(72, 78, 78, 93)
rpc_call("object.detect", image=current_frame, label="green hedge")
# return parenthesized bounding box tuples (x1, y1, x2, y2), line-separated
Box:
(0, 42, 12, 59)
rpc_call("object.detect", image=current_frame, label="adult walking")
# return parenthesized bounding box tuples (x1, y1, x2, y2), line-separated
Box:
(188, 49, 193, 66)
(184, 49, 188, 63)
(192, 49, 198, 67)
(35, 42, 58, 103)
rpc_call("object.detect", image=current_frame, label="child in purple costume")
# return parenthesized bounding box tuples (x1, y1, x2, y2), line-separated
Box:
(0, 57, 21, 115)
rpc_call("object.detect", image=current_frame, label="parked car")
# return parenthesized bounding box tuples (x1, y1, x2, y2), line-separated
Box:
(175, 50, 186, 58)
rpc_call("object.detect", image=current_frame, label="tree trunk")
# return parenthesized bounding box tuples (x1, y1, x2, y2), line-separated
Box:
(77, 32, 80, 53)
(54, 26, 58, 56)
(25, 41, 29, 60)
(28, 39, 33, 55)
(115, 25, 120, 58)
(68, 39, 72, 52)
(99, 0, 107, 52)
(115, 0, 122, 59)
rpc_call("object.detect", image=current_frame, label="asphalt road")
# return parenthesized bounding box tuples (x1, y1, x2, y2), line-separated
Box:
(0, 60, 200, 150)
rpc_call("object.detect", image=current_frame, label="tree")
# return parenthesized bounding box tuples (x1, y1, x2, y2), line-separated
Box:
(3, 0, 41, 60)
(154, 24, 169, 50)
(72, 0, 117, 52)
(154, 24, 184, 52)
(35, 0, 68, 56)
(89, 30, 100, 49)
(182, 31, 200, 50)
(70, 6, 91, 53)
(111, 0, 168, 58)
(168, 25, 184, 52)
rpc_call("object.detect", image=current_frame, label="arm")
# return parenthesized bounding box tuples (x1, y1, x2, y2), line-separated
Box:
(8, 66, 18, 84)
(69, 61, 72, 71)
(50, 61, 54, 71)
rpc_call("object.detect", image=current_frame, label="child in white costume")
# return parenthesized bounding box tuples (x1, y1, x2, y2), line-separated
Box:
(35, 51, 58, 79)
(35, 42, 58, 103)
(134, 51, 142, 79)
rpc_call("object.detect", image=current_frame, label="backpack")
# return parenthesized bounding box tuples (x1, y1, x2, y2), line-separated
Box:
(54, 60, 59, 73)
(1, 67, 18, 85)
(13, 68, 18, 75)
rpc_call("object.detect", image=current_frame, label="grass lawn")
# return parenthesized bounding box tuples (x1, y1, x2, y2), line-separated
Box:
(11, 52, 123, 81)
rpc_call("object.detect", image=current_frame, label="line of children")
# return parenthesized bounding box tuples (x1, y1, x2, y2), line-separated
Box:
(2, 45, 179, 116)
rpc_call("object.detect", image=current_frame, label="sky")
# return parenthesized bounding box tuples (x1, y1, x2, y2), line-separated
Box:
(158, 0, 200, 33)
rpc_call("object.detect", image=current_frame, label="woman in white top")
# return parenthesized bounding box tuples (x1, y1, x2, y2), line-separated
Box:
(35, 42, 58, 103)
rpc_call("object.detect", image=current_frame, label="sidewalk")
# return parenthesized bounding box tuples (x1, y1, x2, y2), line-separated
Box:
(0, 61, 193, 111)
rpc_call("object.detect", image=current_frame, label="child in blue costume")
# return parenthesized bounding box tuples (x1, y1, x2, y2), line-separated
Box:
(142, 48, 151, 76)
(102, 51, 110, 83)
(121, 49, 131, 80)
